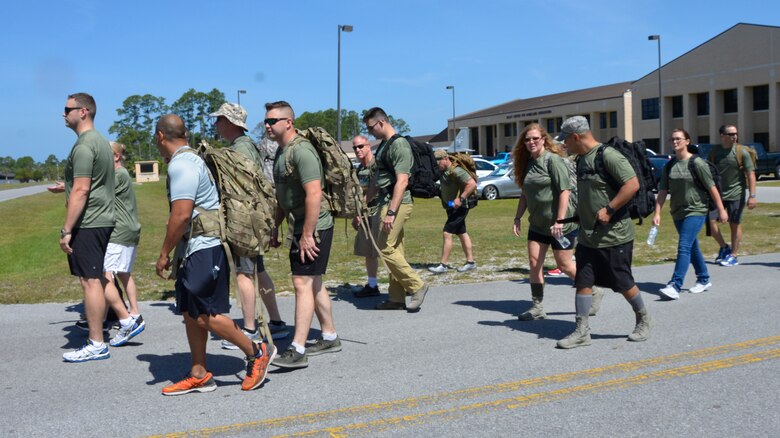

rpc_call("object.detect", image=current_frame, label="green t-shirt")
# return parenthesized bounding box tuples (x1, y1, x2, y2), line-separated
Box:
(64, 129, 115, 229)
(709, 144, 755, 201)
(109, 166, 141, 245)
(357, 158, 379, 215)
(658, 158, 714, 220)
(375, 136, 413, 205)
(230, 135, 262, 165)
(273, 137, 333, 234)
(439, 165, 473, 208)
(523, 152, 576, 235)
(576, 145, 636, 248)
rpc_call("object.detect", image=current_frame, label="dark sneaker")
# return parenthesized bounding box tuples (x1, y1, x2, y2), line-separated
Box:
(407, 283, 429, 311)
(715, 245, 731, 263)
(306, 338, 342, 356)
(271, 346, 308, 369)
(162, 372, 217, 396)
(268, 321, 290, 340)
(242, 343, 275, 391)
(375, 300, 406, 310)
(354, 284, 380, 297)
(75, 320, 110, 333)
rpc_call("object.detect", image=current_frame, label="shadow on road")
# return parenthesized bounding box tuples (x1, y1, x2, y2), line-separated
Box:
(137, 352, 247, 386)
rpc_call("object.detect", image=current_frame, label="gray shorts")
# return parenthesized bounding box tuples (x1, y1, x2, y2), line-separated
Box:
(353, 214, 381, 258)
(232, 254, 266, 274)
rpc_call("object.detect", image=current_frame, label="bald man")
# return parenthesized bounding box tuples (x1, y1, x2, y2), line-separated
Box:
(351, 135, 381, 297)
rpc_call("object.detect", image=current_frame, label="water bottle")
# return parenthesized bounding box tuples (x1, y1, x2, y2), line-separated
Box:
(556, 235, 571, 247)
(647, 225, 659, 246)
(447, 200, 455, 208)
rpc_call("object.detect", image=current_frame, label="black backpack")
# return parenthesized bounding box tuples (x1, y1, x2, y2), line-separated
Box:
(380, 134, 441, 198)
(586, 137, 657, 225)
(663, 155, 722, 235)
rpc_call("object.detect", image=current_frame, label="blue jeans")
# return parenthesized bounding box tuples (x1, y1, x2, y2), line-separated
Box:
(670, 215, 709, 291)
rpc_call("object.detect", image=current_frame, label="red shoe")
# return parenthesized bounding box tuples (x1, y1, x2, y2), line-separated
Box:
(546, 268, 565, 277)
(162, 372, 217, 396)
(242, 343, 276, 391)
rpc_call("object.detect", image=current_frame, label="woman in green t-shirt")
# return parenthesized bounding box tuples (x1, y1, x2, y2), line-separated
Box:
(653, 129, 728, 300)
(511, 123, 577, 321)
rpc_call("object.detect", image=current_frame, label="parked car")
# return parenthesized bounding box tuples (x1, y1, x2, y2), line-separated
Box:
(648, 155, 672, 190)
(476, 163, 522, 200)
(473, 157, 499, 178)
(491, 152, 512, 165)
(692, 143, 780, 179)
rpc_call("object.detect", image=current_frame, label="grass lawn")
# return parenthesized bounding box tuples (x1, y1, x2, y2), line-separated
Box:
(2, 179, 779, 304)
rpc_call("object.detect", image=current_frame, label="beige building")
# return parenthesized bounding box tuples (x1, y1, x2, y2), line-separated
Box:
(451, 23, 779, 155)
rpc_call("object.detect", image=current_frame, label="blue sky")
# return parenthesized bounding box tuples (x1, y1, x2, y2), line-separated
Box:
(1, 0, 777, 162)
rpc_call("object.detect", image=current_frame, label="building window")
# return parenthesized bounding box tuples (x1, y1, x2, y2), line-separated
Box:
(723, 89, 738, 113)
(753, 85, 769, 111)
(599, 113, 607, 129)
(697, 135, 710, 144)
(503, 123, 512, 137)
(754, 132, 769, 147)
(546, 118, 555, 134)
(696, 92, 709, 116)
(672, 95, 683, 118)
(644, 138, 660, 153)
(609, 111, 618, 128)
(642, 98, 659, 120)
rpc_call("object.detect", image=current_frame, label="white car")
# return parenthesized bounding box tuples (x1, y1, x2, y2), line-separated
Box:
(472, 158, 498, 178)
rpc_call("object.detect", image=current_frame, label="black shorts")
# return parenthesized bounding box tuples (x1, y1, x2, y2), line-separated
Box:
(443, 207, 469, 235)
(67, 227, 113, 279)
(574, 242, 636, 292)
(290, 227, 333, 276)
(710, 197, 745, 224)
(233, 254, 265, 274)
(176, 245, 231, 318)
(527, 229, 578, 251)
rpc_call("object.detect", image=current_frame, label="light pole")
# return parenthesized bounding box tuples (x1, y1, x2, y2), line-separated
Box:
(237, 89, 246, 106)
(648, 35, 663, 152)
(446, 85, 455, 146)
(337, 24, 353, 143)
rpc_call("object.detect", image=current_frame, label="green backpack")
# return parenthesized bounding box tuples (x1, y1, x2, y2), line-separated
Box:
(285, 127, 365, 219)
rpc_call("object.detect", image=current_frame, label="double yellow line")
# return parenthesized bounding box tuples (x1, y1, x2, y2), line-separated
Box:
(154, 336, 780, 437)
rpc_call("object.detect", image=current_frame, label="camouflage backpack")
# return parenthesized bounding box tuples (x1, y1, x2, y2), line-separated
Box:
(193, 140, 277, 258)
(449, 152, 478, 183)
(285, 127, 365, 219)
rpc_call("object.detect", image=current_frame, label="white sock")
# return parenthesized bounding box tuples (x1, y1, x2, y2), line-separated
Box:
(88, 339, 104, 348)
(291, 342, 305, 354)
(367, 277, 377, 287)
(322, 332, 338, 341)
(119, 317, 134, 328)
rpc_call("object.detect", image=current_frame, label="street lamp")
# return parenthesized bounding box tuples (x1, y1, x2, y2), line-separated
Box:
(337, 24, 353, 143)
(648, 35, 663, 152)
(237, 89, 246, 106)
(446, 85, 456, 146)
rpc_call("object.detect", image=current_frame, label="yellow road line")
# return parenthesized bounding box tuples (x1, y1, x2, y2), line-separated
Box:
(151, 336, 780, 438)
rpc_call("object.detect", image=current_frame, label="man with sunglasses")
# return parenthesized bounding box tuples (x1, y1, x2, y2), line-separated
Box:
(707, 125, 757, 267)
(351, 135, 381, 297)
(363, 107, 429, 312)
(265, 101, 340, 369)
(56, 93, 117, 362)
(208, 103, 289, 349)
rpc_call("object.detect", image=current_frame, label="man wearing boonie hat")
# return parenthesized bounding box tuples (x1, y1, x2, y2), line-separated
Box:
(209, 103, 290, 349)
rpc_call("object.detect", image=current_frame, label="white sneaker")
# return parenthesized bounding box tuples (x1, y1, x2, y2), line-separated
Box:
(109, 315, 146, 347)
(63, 341, 110, 363)
(689, 282, 712, 294)
(222, 328, 261, 350)
(659, 284, 680, 300)
(428, 264, 449, 274)
(456, 262, 477, 272)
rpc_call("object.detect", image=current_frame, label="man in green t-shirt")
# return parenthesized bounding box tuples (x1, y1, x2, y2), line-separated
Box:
(209, 103, 289, 348)
(428, 149, 477, 274)
(351, 135, 382, 297)
(553, 116, 653, 349)
(708, 124, 758, 267)
(53, 92, 117, 362)
(265, 101, 339, 370)
(363, 107, 429, 312)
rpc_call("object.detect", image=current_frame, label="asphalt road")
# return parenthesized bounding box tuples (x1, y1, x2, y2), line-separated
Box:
(1, 253, 778, 437)
(0, 183, 50, 202)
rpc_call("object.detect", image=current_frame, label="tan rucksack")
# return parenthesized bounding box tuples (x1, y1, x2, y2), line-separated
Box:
(449, 152, 479, 183)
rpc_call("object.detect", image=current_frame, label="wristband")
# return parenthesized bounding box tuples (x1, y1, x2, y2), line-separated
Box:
(386, 209, 396, 217)
(605, 205, 616, 215)
(749, 194, 757, 199)
(60, 229, 71, 239)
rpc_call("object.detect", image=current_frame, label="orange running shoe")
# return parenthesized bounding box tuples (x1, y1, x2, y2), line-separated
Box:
(162, 372, 217, 396)
(242, 342, 276, 391)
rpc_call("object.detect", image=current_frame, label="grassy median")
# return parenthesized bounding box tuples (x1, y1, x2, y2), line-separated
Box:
(1, 178, 779, 304)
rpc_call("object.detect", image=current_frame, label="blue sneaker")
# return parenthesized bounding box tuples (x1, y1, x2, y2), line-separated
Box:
(109, 315, 146, 347)
(715, 246, 731, 263)
(720, 254, 739, 267)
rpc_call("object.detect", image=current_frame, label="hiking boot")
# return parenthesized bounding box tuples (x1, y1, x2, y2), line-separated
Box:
(689, 282, 712, 294)
(75, 319, 110, 333)
(518, 298, 546, 321)
(456, 261, 477, 272)
(222, 328, 260, 350)
(271, 346, 308, 369)
(720, 255, 739, 267)
(354, 284, 380, 297)
(268, 321, 290, 340)
(658, 284, 680, 300)
(306, 337, 343, 356)
(428, 263, 449, 274)
(556, 317, 591, 349)
(109, 315, 146, 347)
(162, 372, 217, 396)
(242, 343, 275, 391)
(375, 300, 406, 310)
(407, 283, 430, 312)
(63, 341, 110, 363)
(589, 287, 605, 316)
(628, 309, 653, 342)
(546, 268, 565, 277)
(715, 245, 731, 263)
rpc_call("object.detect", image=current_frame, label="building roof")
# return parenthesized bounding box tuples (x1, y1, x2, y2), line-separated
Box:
(427, 128, 449, 143)
(452, 81, 633, 122)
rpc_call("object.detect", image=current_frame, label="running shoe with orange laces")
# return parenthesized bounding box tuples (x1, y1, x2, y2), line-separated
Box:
(162, 372, 217, 396)
(242, 342, 276, 391)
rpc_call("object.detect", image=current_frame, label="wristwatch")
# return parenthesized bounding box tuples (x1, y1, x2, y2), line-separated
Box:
(605, 205, 616, 215)
(459, 196, 466, 204)
(60, 228, 71, 239)
(386, 209, 396, 217)
(749, 194, 757, 199)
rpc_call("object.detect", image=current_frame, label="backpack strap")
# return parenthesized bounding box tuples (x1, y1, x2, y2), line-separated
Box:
(378, 134, 402, 193)
(734, 144, 744, 171)
(663, 158, 676, 188)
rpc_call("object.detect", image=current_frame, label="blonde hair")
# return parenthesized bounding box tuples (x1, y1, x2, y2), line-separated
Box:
(110, 141, 126, 160)
(512, 123, 565, 188)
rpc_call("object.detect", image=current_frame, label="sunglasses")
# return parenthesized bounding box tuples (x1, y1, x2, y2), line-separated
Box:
(722, 132, 738, 137)
(264, 117, 289, 126)
(352, 143, 369, 150)
(524, 136, 542, 143)
(64, 107, 83, 115)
